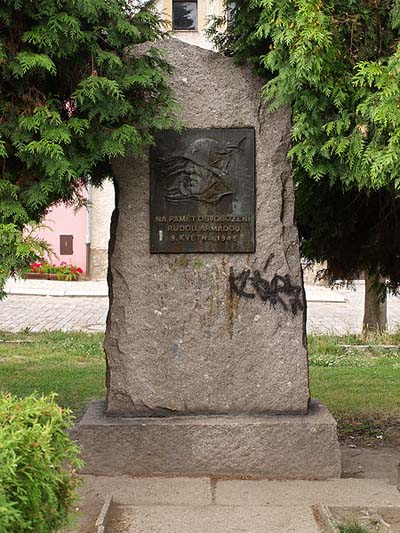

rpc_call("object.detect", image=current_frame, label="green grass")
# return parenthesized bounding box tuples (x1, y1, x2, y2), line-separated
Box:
(338, 524, 370, 533)
(1, 330, 400, 442)
(309, 334, 400, 419)
(0, 331, 105, 417)
(309, 333, 400, 443)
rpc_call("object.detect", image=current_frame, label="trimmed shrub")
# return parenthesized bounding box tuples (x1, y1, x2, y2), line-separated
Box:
(0, 393, 83, 532)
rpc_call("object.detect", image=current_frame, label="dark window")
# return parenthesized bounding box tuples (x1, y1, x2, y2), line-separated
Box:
(172, 0, 197, 30)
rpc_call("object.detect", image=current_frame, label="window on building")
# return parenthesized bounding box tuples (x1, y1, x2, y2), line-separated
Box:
(172, 0, 198, 30)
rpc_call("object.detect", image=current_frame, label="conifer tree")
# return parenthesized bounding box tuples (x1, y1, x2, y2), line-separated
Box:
(0, 0, 177, 296)
(210, 0, 400, 333)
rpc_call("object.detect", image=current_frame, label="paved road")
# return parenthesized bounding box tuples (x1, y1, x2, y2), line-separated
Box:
(0, 295, 108, 333)
(1, 279, 400, 334)
(307, 286, 400, 334)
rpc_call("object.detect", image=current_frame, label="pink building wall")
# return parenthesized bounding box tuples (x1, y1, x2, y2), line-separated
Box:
(34, 203, 87, 274)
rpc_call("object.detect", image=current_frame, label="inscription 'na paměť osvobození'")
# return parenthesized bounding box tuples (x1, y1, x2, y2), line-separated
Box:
(150, 128, 255, 253)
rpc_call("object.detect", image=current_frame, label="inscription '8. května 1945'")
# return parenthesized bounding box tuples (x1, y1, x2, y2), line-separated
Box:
(150, 128, 256, 254)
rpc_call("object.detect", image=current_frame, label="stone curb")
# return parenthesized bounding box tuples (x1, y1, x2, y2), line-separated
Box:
(304, 287, 346, 303)
(314, 504, 340, 533)
(95, 494, 113, 533)
(5, 288, 108, 297)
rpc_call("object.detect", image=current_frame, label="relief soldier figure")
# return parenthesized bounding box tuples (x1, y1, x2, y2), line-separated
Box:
(158, 136, 246, 204)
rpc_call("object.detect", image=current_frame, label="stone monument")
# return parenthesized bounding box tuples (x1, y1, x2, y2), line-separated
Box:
(78, 39, 341, 479)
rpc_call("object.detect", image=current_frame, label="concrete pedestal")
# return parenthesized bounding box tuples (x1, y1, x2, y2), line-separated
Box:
(77, 399, 341, 480)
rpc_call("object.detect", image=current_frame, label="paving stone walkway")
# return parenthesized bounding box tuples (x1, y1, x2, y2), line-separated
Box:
(67, 446, 400, 533)
(0, 295, 108, 333)
(1, 279, 400, 334)
(307, 285, 400, 334)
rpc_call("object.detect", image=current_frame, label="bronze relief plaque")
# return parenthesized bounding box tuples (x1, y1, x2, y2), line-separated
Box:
(150, 128, 255, 253)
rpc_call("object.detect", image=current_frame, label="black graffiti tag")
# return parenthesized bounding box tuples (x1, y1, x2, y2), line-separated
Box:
(229, 265, 303, 315)
(229, 269, 255, 299)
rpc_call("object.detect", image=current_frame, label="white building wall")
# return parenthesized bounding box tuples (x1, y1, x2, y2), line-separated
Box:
(156, 0, 225, 50)
(89, 180, 115, 279)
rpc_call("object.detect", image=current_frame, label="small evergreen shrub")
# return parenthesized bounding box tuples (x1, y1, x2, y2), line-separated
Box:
(0, 393, 83, 532)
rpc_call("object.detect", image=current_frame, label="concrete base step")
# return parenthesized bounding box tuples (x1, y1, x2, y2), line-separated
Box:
(77, 400, 341, 480)
(81, 476, 400, 508)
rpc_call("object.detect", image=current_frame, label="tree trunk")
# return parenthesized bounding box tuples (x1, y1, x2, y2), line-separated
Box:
(362, 272, 387, 336)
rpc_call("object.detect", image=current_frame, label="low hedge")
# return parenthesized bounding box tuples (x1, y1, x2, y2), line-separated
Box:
(0, 393, 83, 532)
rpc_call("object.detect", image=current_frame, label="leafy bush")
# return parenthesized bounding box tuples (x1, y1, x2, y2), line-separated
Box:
(0, 224, 51, 299)
(0, 393, 83, 532)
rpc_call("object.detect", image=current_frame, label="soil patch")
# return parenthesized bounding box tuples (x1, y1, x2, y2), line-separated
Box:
(338, 418, 400, 448)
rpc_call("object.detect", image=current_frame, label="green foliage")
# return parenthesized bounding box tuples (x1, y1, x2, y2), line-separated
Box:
(0, 392, 83, 532)
(215, 0, 400, 189)
(210, 0, 400, 288)
(0, 224, 52, 299)
(0, 0, 178, 295)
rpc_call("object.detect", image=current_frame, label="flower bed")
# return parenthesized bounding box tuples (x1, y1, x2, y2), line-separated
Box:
(26, 261, 83, 281)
